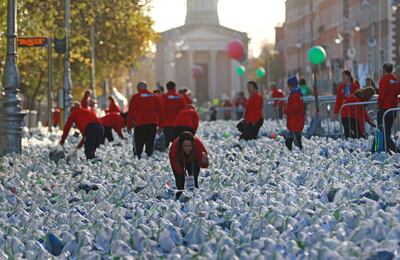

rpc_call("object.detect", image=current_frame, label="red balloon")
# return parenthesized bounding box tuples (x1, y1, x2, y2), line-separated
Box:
(192, 65, 204, 79)
(226, 40, 245, 60)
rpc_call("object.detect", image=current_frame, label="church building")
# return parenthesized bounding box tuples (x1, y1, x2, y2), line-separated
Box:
(155, 0, 249, 102)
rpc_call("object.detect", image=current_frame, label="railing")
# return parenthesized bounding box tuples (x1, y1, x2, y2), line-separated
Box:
(338, 101, 378, 139)
(383, 108, 400, 152)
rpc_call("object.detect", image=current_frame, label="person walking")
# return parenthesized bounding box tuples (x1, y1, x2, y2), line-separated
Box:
(127, 82, 161, 159)
(334, 70, 359, 117)
(160, 81, 186, 146)
(341, 87, 375, 139)
(105, 96, 120, 114)
(81, 90, 91, 109)
(169, 131, 209, 199)
(237, 81, 264, 140)
(284, 76, 305, 150)
(60, 103, 104, 160)
(174, 104, 199, 138)
(270, 82, 286, 119)
(377, 63, 400, 153)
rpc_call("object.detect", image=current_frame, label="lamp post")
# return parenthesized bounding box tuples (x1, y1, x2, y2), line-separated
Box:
(63, 0, 73, 122)
(0, 0, 25, 155)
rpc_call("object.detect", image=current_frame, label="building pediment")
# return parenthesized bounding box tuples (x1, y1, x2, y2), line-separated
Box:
(162, 25, 248, 42)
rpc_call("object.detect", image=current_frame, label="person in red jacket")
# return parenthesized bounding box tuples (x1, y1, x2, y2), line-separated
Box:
(100, 112, 127, 144)
(60, 104, 104, 159)
(284, 76, 305, 150)
(105, 96, 120, 114)
(53, 107, 61, 127)
(179, 88, 192, 105)
(174, 104, 199, 138)
(334, 70, 359, 116)
(270, 82, 286, 119)
(160, 81, 186, 146)
(169, 131, 209, 199)
(81, 90, 91, 109)
(127, 81, 161, 159)
(341, 87, 375, 139)
(237, 81, 264, 140)
(378, 63, 400, 153)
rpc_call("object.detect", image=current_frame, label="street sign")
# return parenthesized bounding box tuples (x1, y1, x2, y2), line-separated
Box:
(17, 37, 48, 48)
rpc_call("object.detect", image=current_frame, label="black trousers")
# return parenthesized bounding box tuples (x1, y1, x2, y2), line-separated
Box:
(285, 132, 303, 150)
(173, 162, 200, 199)
(135, 124, 157, 158)
(84, 123, 104, 160)
(163, 127, 176, 147)
(100, 126, 114, 144)
(238, 119, 264, 140)
(174, 126, 195, 139)
(342, 117, 363, 139)
(378, 109, 398, 153)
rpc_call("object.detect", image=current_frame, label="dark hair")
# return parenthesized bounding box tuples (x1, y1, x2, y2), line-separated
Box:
(120, 112, 128, 119)
(365, 77, 376, 87)
(383, 63, 393, 73)
(166, 81, 176, 90)
(342, 70, 354, 82)
(176, 131, 195, 167)
(356, 87, 376, 101)
(247, 81, 258, 90)
(299, 78, 306, 86)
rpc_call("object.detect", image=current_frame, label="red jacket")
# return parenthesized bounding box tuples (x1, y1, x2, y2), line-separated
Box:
(60, 108, 101, 144)
(284, 90, 305, 132)
(271, 88, 286, 108)
(174, 106, 199, 132)
(334, 81, 359, 114)
(378, 74, 400, 109)
(106, 100, 120, 114)
(81, 95, 90, 109)
(160, 90, 186, 127)
(341, 95, 370, 134)
(127, 89, 161, 128)
(182, 94, 192, 105)
(53, 108, 61, 126)
(100, 113, 125, 139)
(244, 92, 263, 124)
(169, 137, 208, 175)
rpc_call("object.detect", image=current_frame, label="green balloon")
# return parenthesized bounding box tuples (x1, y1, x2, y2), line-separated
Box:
(236, 65, 246, 77)
(256, 67, 266, 78)
(308, 46, 327, 65)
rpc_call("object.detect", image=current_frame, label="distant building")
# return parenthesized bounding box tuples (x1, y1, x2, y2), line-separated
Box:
(277, 0, 399, 93)
(155, 0, 249, 102)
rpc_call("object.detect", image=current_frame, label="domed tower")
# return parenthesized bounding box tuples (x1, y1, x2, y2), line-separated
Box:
(185, 0, 219, 25)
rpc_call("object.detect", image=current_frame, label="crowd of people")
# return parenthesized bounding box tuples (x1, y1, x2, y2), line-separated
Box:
(58, 63, 400, 198)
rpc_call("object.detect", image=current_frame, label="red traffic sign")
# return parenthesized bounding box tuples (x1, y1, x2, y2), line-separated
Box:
(17, 37, 48, 48)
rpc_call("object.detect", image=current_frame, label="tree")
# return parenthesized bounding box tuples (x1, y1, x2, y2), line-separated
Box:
(0, 0, 158, 108)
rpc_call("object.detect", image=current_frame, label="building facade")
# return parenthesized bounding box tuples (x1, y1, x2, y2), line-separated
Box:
(155, 0, 248, 102)
(276, 0, 399, 93)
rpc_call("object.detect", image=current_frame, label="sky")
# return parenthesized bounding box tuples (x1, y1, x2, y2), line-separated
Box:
(149, 0, 286, 57)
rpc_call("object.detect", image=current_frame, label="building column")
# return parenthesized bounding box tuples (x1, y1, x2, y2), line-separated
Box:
(188, 50, 196, 97)
(210, 50, 218, 99)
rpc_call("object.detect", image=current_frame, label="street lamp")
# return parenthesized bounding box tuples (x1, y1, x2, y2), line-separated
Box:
(0, 0, 25, 155)
(63, 0, 73, 122)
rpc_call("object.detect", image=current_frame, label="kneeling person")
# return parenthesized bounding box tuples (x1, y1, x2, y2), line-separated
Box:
(169, 132, 209, 199)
